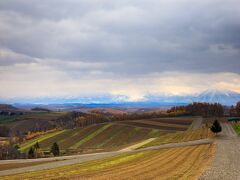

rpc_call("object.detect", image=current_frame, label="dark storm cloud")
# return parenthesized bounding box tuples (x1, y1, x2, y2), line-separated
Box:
(0, 0, 239, 74)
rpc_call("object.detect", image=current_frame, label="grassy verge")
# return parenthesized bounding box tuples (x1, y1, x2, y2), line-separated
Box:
(232, 124, 240, 136)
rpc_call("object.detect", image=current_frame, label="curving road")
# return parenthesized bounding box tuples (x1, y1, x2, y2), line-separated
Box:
(200, 123, 240, 180)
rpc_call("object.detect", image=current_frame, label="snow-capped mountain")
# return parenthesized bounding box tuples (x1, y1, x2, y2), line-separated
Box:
(192, 90, 240, 105)
(1, 90, 239, 106)
(144, 90, 240, 106)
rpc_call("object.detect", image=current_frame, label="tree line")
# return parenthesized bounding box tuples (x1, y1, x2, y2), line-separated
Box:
(167, 102, 224, 117)
(229, 102, 240, 116)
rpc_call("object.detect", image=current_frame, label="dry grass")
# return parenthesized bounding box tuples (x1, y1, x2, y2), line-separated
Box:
(140, 128, 214, 148)
(117, 117, 194, 131)
(133, 120, 189, 128)
(0, 161, 54, 171)
(2, 144, 214, 180)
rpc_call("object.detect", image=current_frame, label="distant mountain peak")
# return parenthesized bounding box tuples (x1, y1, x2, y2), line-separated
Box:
(194, 89, 240, 105)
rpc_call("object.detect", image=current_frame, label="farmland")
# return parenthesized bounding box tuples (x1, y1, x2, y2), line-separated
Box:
(0, 112, 69, 136)
(16, 116, 200, 155)
(0, 115, 217, 179)
(116, 117, 193, 131)
(140, 127, 213, 148)
(1, 144, 214, 179)
(0, 161, 54, 171)
(0, 112, 66, 124)
(19, 123, 165, 153)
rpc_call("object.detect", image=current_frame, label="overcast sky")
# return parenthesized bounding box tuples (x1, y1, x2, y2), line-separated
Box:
(0, 0, 240, 101)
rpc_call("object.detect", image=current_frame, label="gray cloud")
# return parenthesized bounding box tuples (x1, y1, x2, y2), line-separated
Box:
(0, 0, 240, 98)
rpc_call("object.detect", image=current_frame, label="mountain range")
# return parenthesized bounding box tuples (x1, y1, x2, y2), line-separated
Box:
(0, 90, 239, 107)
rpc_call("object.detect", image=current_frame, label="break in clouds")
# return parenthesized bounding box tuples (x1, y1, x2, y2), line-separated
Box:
(0, 0, 240, 100)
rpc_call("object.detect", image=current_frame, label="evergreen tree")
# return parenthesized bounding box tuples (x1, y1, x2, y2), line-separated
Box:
(210, 120, 222, 134)
(14, 144, 20, 151)
(34, 142, 40, 150)
(28, 147, 35, 158)
(236, 102, 240, 116)
(51, 142, 60, 156)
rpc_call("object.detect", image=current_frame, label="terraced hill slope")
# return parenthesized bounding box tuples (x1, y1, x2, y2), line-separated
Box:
(19, 117, 197, 154)
(19, 123, 165, 153)
(115, 117, 193, 131)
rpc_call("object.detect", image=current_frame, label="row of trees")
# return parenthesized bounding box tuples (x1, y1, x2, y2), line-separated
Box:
(28, 142, 60, 158)
(71, 103, 228, 129)
(0, 141, 60, 160)
(167, 102, 224, 117)
(229, 102, 240, 116)
(0, 144, 21, 160)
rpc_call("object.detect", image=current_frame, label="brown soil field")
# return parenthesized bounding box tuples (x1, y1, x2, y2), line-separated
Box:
(2, 144, 214, 180)
(0, 161, 53, 171)
(119, 121, 188, 131)
(150, 118, 193, 125)
(56, 125, 101, 150)
(141, 128, 213, 148)
(131, 120, 189, 129)
(20, 124, 165, 153)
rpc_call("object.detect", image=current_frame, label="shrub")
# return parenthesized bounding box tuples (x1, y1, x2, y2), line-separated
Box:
(51, 142, 60, 156)
(210, 120, 222, 134)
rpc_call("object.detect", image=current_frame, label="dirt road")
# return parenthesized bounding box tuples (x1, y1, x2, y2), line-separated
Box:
(0, 138, 213, 176)
(200, 123, 240, 180)
(119, 138, 156, 152)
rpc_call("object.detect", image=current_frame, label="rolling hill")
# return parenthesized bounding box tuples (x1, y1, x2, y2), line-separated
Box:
(19, 117, 195, 154)
(19, 123, 165, 153)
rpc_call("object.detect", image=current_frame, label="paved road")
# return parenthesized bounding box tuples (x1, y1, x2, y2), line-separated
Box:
(0, 138, 213, 176)
(200, 123, 240, 180)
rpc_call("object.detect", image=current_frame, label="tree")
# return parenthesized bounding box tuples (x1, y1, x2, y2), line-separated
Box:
(236, 102, 240, 116)
(28, 147, 35, 158)
(33, 142, 44, 158)
(51, 142, 60, 156)
(229, 105, 236, 116)
(210, 120, 222, 134)
(34, 142, 40, 150)
(14, 144, 20, 151)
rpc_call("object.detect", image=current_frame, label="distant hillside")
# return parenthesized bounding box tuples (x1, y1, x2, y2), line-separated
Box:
(31, 107, 51, 112)
(0, 104, 17, 111)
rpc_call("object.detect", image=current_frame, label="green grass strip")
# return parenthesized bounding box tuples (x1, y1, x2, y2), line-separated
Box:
(70, 124, 112, 149)
(233, 124, 240, 136)
(20, 130, 66, 152)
